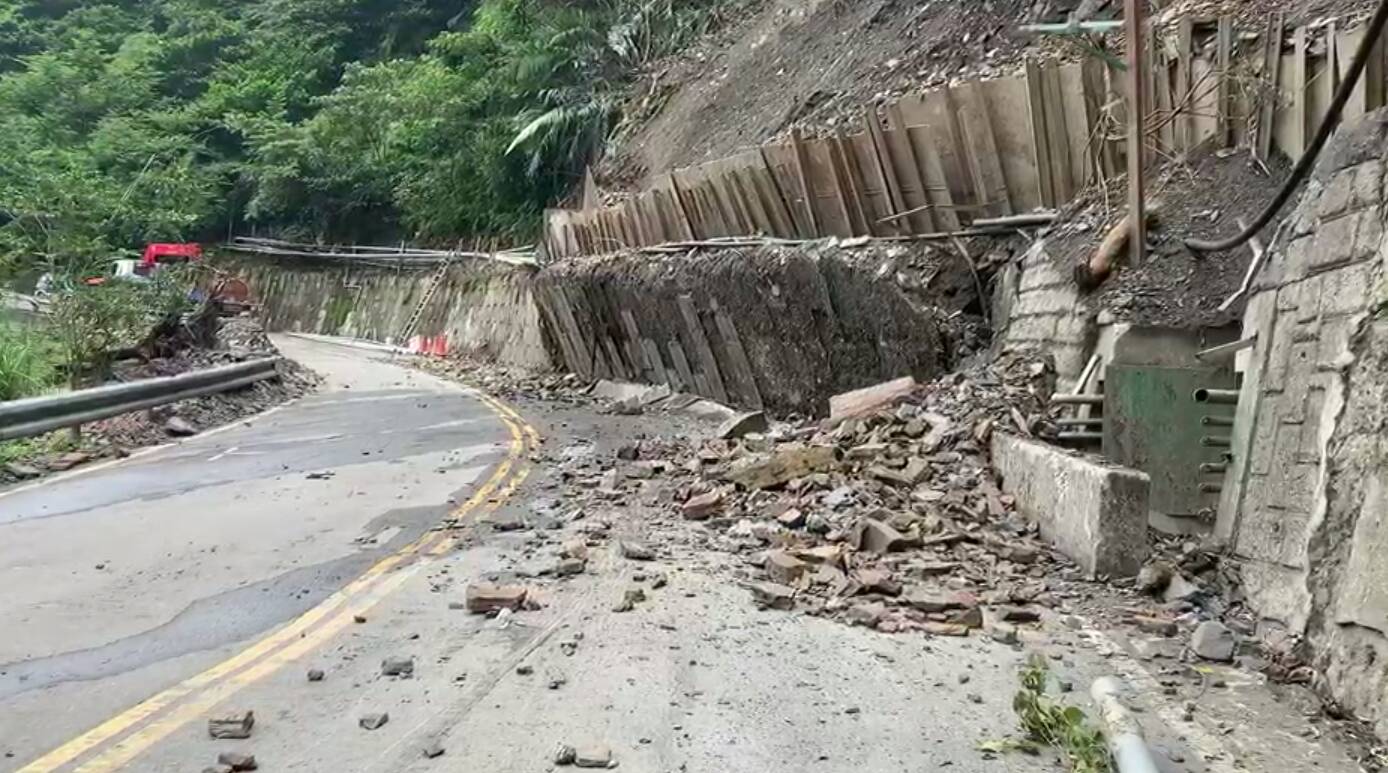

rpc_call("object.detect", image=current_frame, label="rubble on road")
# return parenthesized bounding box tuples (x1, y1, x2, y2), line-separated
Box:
(464, 583, 529, 614)
(359, 712, 390, 731)
(380, 656, 414, 677)
(215, 752, 258, 771)
(207, 711, 254, 740)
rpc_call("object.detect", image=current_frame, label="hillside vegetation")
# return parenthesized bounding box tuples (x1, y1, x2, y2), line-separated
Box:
(0, 0, 745, 275)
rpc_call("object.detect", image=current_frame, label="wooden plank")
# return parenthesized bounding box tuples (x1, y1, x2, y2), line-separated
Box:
(555, 287, 594, 379)
(668, 340, 696, 395)
(788, 129, 820, 237)
(802, 138, 852, 237)
(754, 150, 798, 238)
(983, 77, 1036, 212)
(1309, 23, 1336, 139)
(1124, 0, 1147, 266)
(1257, 13, 1284, 161)
(640, 336, 670, 386)
(1216, 16, 1234, 147)
(617, 308, 650, 381)
(885, 103, 936, 233)
(666, 174, 697, 240)
(837, 131, 878, 234)
(1339, 23, 1367, 121)
(1058, 63, 1095, 188)
(676, 294, 728, 405)
(733, 167, 775, 236)
(831, 132, 871, 235)
(903, 127, 960, 230)
(1175, 17, 1194, 153)
(953, 80, 1012, 216)
(1041, 65, 1074, 202)
(599, 335, 626, 381)
(710, 301, 764, 410)
(1082, 58, 1118, 180)
(1152, 43, 1176, 153)
(763, 142, 813, 236)
(863, 111, 908, 233)
(1293, 25, 1309, 159)
(923, 87, 974, 208)
(847, 133, 895, 235)
(1025, 61, 1056, 207)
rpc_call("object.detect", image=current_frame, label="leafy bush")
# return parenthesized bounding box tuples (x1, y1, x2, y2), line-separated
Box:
(0, 323, 60, 401)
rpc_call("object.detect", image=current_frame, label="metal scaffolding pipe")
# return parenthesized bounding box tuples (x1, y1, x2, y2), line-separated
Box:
(1194, 388, 1240, 404)
(1058, 431, 1104, 442)
(1201, 436, 1232, 448)
(1051, 394, 1104, 405)
(1199, 482, 1224, 494)
(1201, 415, 1235, 427)
(1200, 462, 1228, 474)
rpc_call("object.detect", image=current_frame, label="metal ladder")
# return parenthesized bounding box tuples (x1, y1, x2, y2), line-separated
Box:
(395, 255, 452, 349)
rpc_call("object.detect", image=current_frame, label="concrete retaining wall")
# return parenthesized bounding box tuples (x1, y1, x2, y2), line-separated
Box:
(1217, 109, 1388, 734)
(225, 256, 550, 369)
(995, 240, 1094, 389)
(991, 433, 1150, 578)
(534, 246, 949, 416)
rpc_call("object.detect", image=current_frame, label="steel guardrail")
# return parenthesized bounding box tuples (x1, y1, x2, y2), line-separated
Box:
(0, 358, 282, 441)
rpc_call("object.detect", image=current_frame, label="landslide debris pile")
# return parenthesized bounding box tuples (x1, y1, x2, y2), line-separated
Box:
(550, 352, 1077, 638)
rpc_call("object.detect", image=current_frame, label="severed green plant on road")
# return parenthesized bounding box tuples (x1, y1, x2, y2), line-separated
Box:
(1013, 656, 1112, 773)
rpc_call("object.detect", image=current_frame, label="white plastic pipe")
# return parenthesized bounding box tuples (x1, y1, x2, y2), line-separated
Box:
(1090, 676, 1161, 773)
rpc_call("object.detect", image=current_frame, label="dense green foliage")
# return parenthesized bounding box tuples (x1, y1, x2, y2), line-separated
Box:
(0, 0, 740, 276)
(0, 321, 59, 399)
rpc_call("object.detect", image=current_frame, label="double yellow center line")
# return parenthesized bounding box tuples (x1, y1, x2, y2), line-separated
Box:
(19, 389, 539, 773)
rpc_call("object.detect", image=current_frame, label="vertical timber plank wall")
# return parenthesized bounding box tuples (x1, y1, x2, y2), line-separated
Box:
(546, 13, 1383, 257)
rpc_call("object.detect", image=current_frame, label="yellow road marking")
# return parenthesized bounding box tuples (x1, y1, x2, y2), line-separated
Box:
(18, 394, 538, 773)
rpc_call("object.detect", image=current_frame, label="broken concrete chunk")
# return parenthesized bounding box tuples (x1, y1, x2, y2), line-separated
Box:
(381, 656, 415, 677)
(717, 411, 769, 440)
(764, 550, 809, 585)
(164, 416, 197, 437)
(845, 602, 885, 628)
(573, 744, 613, 768)
(852, 518, 910, 554)
(748, 582, 796, 610)
(421, 740, 446, 759)
(920, 621, 971, 637)
(829, 376, 918, 422)
(1162, 574, 1203, 604)
(359, 712, 390, 730)
(207, 711, 254, 740)
(724, 444, 838, 490)
(904, 588, 977, 613)
(216, 752, 258, 772)
(4, 462, 41, 479)
(554, 744, 578, 765)
(776, 508, 806, 528)
(681, 489, 724, 520)
(306, 668, 325, 682)
(613, 587, 646, 613)
(1191, 621, 1236, 661)
(619, 540, 655, 561)
(1136, 561, 1175, 595)
(464, 583, 528, 614)
(851, 569, 901, 596)
(561, 539, 590, 561)
(554, 558, 586, 576)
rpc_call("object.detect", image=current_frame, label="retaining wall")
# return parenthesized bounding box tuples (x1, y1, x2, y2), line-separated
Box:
(991, 433, 1150, 578)
(1217, 109, 1388, 735)
(533, 246, 949, 416)
(225, 256, 550, 369)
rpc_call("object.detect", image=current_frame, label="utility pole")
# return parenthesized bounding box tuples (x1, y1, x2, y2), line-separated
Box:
(1124, 0, 1147, 265)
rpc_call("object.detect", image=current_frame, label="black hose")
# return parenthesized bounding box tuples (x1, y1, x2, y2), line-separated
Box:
(1186, 0, 1388, 254)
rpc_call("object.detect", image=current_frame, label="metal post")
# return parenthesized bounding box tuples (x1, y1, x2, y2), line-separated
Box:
(1124, 0, 1147, 265)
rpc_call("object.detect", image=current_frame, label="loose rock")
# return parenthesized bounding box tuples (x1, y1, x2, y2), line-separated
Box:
(207, 711, 254, 740)
(359, 712, 390, 730)
(619, 540, 655, 561)
(681, 489, 724, 520)
(216, 752, 258, 771)
(381, 656, 414, 677)
(574, 744, 613, 768)
(748, 582, 795, 610)
(1191, 621, 1236, 661)
(717, 411, 769, 440)
(464, 583, 528, 614)
(306, 668, 325, 682)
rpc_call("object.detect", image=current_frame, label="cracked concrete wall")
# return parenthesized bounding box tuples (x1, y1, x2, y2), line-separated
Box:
(226, 256, 551, 369)
(996, 240, 1094, 389)
(1219, 109, 1388, 733)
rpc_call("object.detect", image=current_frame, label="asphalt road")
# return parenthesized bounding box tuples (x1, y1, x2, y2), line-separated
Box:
(0, 336, 1368, 773)
(0, 336, 514, 771)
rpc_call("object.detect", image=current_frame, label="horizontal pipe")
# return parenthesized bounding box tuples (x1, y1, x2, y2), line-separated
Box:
(1199, 482, 1225, 494)
(1193, 388, 1241, 404)
(1196, 336, 1257, 361)
(1200, 462, 1228, 474)
(0, 368, 279, 442)
(1051, 394, 1104, 405)
(1091, 677, 1162, 773)
(1055, 418, 1104, 427)
(1057, 431, 1104, 442)
(1201, 436, 1232, 448)
(1201, 415, 1235, 427)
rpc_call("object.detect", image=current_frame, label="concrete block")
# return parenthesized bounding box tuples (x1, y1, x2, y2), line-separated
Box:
(1350, 160, 1384, 210)
(991, 434, 1149, 578)
(1320, 261, 1377, 316)
(1006, 314, 1059, 342)
(1355, 209, 1385, 262)
(1318, 167, 1357, 219)
(1018, 287, 1079, 316)
(1310, 214, 1360, 270)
